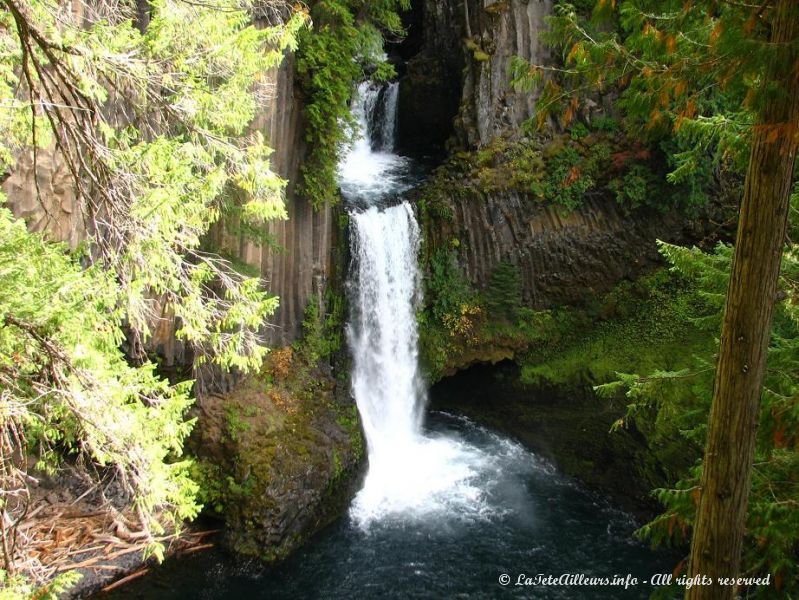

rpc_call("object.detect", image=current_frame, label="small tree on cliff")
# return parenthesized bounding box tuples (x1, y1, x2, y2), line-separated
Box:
(513, 1, 799, 597)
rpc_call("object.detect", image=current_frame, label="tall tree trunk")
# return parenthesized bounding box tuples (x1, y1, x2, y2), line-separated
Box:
(686, 3, 799, 599)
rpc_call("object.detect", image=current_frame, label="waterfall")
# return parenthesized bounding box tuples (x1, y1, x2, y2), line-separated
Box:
(338, 82, 410, 203)
(341, 80, 489, 528)
(372, 82, 399, 152)
(348, 203, 424, 455)
(355, 80, 400, 153)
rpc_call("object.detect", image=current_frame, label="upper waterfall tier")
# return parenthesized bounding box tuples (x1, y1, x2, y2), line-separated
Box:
(338, 81, 420, 207)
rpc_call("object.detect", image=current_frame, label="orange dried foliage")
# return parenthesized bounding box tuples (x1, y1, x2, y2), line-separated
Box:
(567, 42, 582, 64)
(269, 347, 294, 381)
(666, 34, 677, 54)
(563, 165, 581, 186)
(269, 389, 298, 415)
(684, 97, 697, 119)
(710, 20, 723, 44)
(773, 424, 787, 448)
(610, 148, 651, 169)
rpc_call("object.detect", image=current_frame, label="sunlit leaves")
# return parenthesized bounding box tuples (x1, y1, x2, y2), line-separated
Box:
(0, 201, 199, 561)
(1, 0, 308, 376)
(0, 0, 309, 580)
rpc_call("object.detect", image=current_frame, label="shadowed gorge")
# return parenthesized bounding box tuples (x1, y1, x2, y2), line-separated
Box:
(101, 75, 679, 600)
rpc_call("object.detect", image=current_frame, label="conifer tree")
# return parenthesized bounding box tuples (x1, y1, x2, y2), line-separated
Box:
(0, 0, 306, 588)
(513, 2, 799, 596)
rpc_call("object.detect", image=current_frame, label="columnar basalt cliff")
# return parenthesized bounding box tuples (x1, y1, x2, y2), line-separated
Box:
(401, 0, 674, 299)
(423, 192, 691, 309)
(207, 54, 337, 347)
(457, 0, 553, 147)
(2, 148, 84, 248)
(401, 1, 729, 521)
(402, 0, 726, 372)
(2, 53, 335, 352)
(398, 0, 552, 153)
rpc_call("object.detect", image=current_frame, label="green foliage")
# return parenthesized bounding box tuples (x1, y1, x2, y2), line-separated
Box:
(470, 138, 548, 194)
(0, 203, 199, 561)
(0, 0, 308, 582)
(190, 461, 229, 515)
(0, 570, 81, 600)
(659, 133, 721, 214)
(533, 142, 614, 211)
(296, 0, 410, 209)
(426, 248, 477, 327)
(225, 405, 253, 442)
(422, 132, 691, 215)
(604, 238, 799, 596)
(520, 269, 705, 388)
(509, 0, 785, 215)
(569, 122, 590, 140)
(537, 146, 596, 210)
(591, 115, 621, 133)
(1, 0, 306, 374)
(295, 293, 343, 366)
(608, 163, 659, 213)
(418, 248, 485, 377)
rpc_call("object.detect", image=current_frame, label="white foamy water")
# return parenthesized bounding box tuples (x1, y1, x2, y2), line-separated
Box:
(342, 82, 505, 528)
(338, 82, 413, 203)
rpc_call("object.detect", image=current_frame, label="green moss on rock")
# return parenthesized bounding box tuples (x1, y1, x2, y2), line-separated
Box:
(428, 270, 706, 516)
(188, 344, 364, 561)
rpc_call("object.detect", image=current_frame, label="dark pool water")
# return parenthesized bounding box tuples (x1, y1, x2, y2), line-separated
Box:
(104, 413, 678, 600)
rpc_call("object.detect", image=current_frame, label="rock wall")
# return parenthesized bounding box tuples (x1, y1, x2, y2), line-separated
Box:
(397, 0, 464, 154)
(2, 141, 85, 249)
(457, 0, 553, 147)
(398, 0, 552, 152)
(410, 1, 713, 307)
(208, 54, 338, 347)
(423, 190, 694, 308)
(190, 367, 363, 562)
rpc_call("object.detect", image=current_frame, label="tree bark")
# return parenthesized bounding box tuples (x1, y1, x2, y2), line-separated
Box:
(686, 3, 799, 599)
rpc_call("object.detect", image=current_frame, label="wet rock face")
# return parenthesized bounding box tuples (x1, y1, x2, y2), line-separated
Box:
(396, 0, 464, 156)
(457, 0, 553, 147)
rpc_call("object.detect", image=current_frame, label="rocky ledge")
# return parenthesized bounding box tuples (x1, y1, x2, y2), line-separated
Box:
(188, 348, 364, 561)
